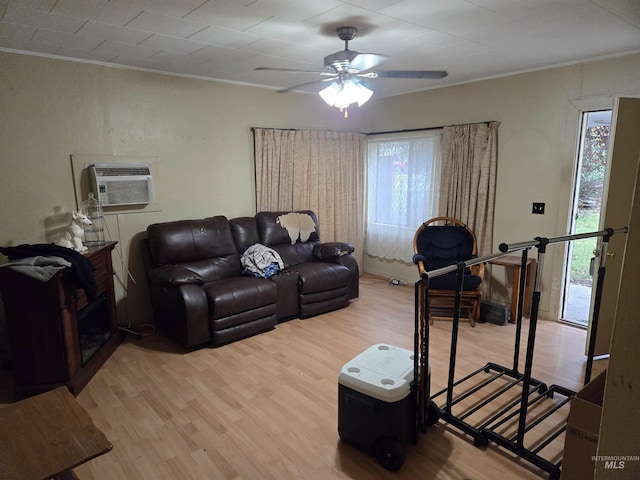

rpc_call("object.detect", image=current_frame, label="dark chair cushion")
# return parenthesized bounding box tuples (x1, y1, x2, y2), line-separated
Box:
(414, 224, 481, 290)
(429, 272, 483, 291)
(415, 225, 474, 265)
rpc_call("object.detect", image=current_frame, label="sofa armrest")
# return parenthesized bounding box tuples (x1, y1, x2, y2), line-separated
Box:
(313, 242, 355, 260)
(149, 282, 210, 349)
(148, 265, 205, 286)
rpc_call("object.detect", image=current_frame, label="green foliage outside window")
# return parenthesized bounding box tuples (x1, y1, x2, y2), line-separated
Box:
(571, 124, 610, 284)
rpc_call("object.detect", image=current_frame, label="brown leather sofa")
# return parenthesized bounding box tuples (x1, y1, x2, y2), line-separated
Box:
(140, 211, 359, 349)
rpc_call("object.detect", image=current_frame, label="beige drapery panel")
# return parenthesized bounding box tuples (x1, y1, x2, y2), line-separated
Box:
(253, 128, 366, 269)
(439, 122, 500, 256)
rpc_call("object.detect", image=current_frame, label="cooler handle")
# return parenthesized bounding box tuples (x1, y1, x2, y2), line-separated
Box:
(345, 391, 379, 412)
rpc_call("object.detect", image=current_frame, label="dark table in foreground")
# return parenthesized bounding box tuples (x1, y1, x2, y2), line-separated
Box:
(0, 386, 112, 480)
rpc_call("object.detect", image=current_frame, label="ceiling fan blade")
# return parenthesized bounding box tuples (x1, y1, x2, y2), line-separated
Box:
(363, 70, 448, 79)
(278, 77, 336, 94)
(349, 53, 389, 72)
(254, 67, 333, 76)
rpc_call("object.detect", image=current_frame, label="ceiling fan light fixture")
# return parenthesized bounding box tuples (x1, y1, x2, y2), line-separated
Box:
(319, 78, 373, 117)
(256, 25, 448, 116)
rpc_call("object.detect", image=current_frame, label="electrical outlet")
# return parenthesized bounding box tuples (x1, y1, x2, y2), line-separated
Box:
(532, 202, 545, 214)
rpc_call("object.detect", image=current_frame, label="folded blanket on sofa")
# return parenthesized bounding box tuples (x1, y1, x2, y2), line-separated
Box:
(241, 243, 285, 278)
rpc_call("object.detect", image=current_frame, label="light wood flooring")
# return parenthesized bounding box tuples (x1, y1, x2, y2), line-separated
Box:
(72, 275, 606, 479)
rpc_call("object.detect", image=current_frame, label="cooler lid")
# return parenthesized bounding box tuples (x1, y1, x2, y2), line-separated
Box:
(339, 343, 416, 403)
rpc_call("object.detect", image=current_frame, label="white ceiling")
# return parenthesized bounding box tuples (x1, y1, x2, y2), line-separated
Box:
(1, 0, 639, 99)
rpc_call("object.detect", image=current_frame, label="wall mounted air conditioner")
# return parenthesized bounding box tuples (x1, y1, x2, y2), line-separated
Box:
(89, 163, 154, 206)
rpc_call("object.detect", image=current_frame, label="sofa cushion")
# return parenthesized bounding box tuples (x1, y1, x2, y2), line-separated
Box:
(202, 276, 277, 320)
(147, 216, 237, 265)
(257, 211, 319, 246)
(271, 242, 315, 268)
(291, 262, 351, 294)
(230, 217, 261, 252)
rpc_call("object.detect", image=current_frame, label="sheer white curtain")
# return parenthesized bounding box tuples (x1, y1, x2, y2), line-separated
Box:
(366, 130, 443, 262)
(253, 128, 366, 268)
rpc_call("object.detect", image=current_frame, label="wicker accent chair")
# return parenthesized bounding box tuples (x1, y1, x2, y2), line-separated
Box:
(413, 217, 484, 327)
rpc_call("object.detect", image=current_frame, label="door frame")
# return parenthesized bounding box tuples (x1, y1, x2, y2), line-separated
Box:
(586, 97, 640, 356)
(563, 97, 615, 353)
(561, 109, 612, 327)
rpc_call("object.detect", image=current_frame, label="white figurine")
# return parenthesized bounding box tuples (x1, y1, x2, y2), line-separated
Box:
(56, 211, 92, 253)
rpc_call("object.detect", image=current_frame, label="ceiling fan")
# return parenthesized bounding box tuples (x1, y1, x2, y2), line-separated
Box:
(255, 26, 448, 117)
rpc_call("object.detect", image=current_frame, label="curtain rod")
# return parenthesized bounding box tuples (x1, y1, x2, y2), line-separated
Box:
(251, 127, 302, 132)
(365, 126, 440, 136)
(252, 120, 497, 136)
(365, 121, 496, 136)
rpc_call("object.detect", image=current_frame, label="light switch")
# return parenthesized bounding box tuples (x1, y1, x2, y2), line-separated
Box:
(532, 202, 545, 214)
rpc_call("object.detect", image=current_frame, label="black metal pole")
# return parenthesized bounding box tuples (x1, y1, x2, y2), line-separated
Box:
(498, 227, 627, 253)
(414, 276, 431, 435)
(512, 248, 529, 372)
(423, 283, 430, 432)
(413, 278, 421, 439)
(445, 263, 466, 414)
(516, 237, 548, 446)
(584, 230, 613, 384)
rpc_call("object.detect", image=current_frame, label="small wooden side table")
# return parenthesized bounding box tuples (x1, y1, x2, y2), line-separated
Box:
(0, 386, 112, 480)
(489, 255, 535, 322)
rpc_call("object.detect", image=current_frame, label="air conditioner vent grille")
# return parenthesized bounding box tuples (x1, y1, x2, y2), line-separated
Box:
(89, 162, 154, 206)
(94, 166, 151, 176)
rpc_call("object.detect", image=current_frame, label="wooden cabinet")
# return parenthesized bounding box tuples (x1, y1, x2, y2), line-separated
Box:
(0, 242, 120, 399)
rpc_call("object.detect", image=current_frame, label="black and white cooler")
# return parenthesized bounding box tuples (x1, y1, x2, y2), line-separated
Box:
(338, 343, 427, 471)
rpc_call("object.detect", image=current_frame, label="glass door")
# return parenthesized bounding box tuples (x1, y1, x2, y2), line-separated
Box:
(562, 110, 612, 326)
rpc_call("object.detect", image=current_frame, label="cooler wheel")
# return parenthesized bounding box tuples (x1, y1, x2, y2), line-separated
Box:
(373, 437, 405, 471)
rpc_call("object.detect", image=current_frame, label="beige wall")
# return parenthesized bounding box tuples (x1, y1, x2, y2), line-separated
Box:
(1, 51, 639, 325)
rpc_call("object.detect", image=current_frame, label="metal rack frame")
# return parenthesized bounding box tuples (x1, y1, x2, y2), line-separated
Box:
(412, 227, 627, 480)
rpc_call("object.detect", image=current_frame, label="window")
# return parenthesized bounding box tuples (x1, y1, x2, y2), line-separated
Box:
(366, 130, 443, 261)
